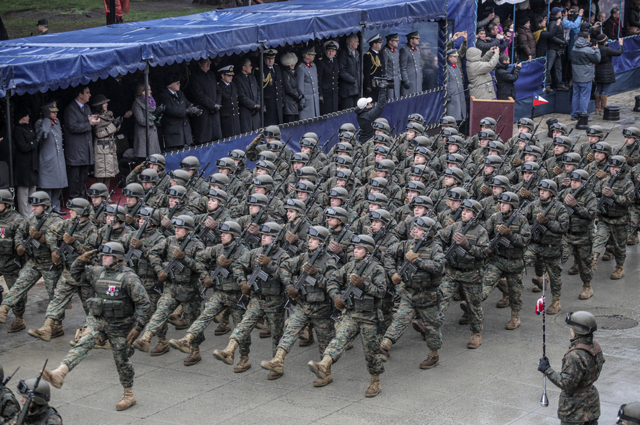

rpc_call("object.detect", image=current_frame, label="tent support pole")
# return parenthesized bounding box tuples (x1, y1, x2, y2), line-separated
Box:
(5, 93, 13, 188)
(145, 62, 150, 159)
(260, 45, 264, 129)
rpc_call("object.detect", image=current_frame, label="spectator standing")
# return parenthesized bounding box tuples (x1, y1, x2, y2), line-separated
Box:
(261, 49, 284, 126)
(281, 52, 303, 123)
(91, 94, 120, 189)
(570, 32, 601, 120)
(466, 46, 499, 100)
(476, 27, 509, 55)
(603, 8, 621, 39)
(594, 35, 624, 115)
(12, 107, 39, 218)
(131, 83, 160, 159)
(217, 65, 241, 138)
(516, 16, 536, 61)
(628, 0, 640, 35)
(382, 33, 401, 99)
(64, 85, 99, 199)
(316, 41, 340, 115)
(236, 58, 261, 133)
(399, 31, 423, 96)
(495, 54, 522, 100)
(297, 45, 320, 119)
(36, 19, 49, 35)
(157, 75, 196, 150)
(356, 86, 388, 143)
(535, 15, 562, 59)
(35, 102, 66, 214)
(187, 58, 222, 144)
(338, 34, 361, 109)
(546, 8, 568, 92)
(563, 7, 584, 58)
(363, 34, 386, 102)
(445, 49, 467, 122)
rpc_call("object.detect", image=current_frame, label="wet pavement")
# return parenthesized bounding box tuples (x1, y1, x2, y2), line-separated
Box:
(1, 89, 640, 424)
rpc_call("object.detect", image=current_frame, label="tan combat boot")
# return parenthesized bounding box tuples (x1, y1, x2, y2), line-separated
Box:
(255, 316, 265, 329)
(184, 344, 201, 366)
(568, 262, 579, 275)
(42, 364, 69, 389)
(592, 252, 599, 270)
(547, 296, 561, 315)
(627, 232, 639, 245)
(379, 338, 393, 362)
(173, 318, 189, 330)
(133, 330, 153, 352)
(420, 349, 439, 369)
(8, 316, 25, 333)
(94, 336, 112, 350)
(234, 355, 251, 373)
(51, 320, 64, 339)
(412, 320, 427, 341)
(467, 333, 482, 349)
(259, 320, 271, 339)
(365, 375, 381, 398)
(116, 387, 136, 411)
(260, 348, 287, 374)
(167, 305, 183, 326)
(212, 339, 238, 365)
(28, 318, 55, 341)
(69, 326, 91, 347)
(308, 355, 333, 387)
(602, 249, 613, 261)
(611, 265, 625, 280)
(531, 276, 542, 292)
(506, 310, 521, 330)
(299, 324, 314, 347)
(496, 293, 510, 308)
(579, 281, 593, 299)
(168, 333, 194, 354)
(214, 316, 231, 336)
(150, 337, 170, 356)
(0, 304, 9, 323)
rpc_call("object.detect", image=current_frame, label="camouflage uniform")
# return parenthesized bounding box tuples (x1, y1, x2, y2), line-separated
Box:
(326, 225, 354, 267)
(277, 249, 338, 355)
(126, 169, 171, 194)
(384, 237, 445, 350)
(0, 207, 27, 318)
(324, 257, 386, 375)
(560, 187, 597, 283)
(64, 259, 150, 389)
(544, 335, 605, 424)
(193, 207, 232, 247)
(368, 229, 399, 334)
(629, 165, 640, 240)
(281, 217, 310, 256)
(0, 385, 19, 424)
(11, 404, 62, 425)
(157, 206, 194, 238)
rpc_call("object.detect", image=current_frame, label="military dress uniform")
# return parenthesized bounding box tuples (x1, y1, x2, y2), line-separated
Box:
(363, 41, 386, 101)
(399, 32, 423, 96)
(297, 53, 320, 120)
(316, 48, 340, 115)
(218, 67, 241, 138)
(382, 34, 401, 99)
(0, 201, 27, 331)
(262, 52, 284, 125)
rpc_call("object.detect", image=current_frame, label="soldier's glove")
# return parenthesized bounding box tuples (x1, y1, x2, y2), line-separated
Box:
(329, 241, 342, 255)
(217, 255, 232, 268)
(480, 185, 491, 195)
(257, 254, 271, 266)
(203, 275, 215, 288)
(125, 214, 136, 226)
(587, 153, 595, 162)
(334, 295, 346, 311)
(445, 218, 455, 227)
(248, 223, 260, 235)
(445, 199, 452, 208)
(131, 238, 143, 249)
(519, 188, 531, 199)
(302, 262, 317, 275)
(565, 194, 577, 207)
(562, 177, 571, 187)
(251, 135, 262, 146)
(494, 203, 501, 212)
(596, 169, 608, 180)
(285, 231, 298, 245)
(402, 81, 410, 90)
(453, 232, 469, 247)
(404, 197, 411, 205)
(157, 271, 168, 282)
(286, 285, 299, 300)
(91, 216, 101, 226)
(602, 187, 615, 198)
(161, 217, 171, 228)
(363, 225, 371, 235)
(173, 248, 186, 261)
(29, 227, 43, 240)
(350, 274, 364, 288)
(51, 251, 62, 265)
(287, 183, 296, 194)
(497, 225, 511, 236)
(536, 213, 549, 224)
(405, 250, 420, 263)
(511, 158, 523, 167)
(553, 166, 563, 176)
(77, 249, 98, 264)
(625, 154, 634, 165)
(63, 233, 76, 245)
(126, 327, 142, 345)
(134, 163, 146, 174)
(16, 245, 26, 257)
(369, 169, 378, 179)
(240, 282, 251, 296)
(538, 357, 550, 373)
(391, 273, 403, 285)
(204, 217, 218, 229)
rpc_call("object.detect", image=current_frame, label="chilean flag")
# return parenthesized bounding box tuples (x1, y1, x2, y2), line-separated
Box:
(533, 94, 549, 107)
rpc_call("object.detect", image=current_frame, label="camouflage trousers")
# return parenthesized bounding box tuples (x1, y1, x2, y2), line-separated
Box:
(561, 239, 571, 265)
(593, 220, 627, 265)
(186, 290, 246, 353)
(324, 310, 384, 376)
(524, 244, 563, 298)
(147, 284, 202, 343)
(140, 277, 162, 325)
(439, 269, 484, 333)
(63, 315, 135, 388)
(628, 203, 640, 235)
(1, 260, 61, 308)
(380, 292, 397, 336)
(230, 295, 285, 357)
(47, 269, 94, 320)
(567, 241, 593, 283)
(482, 261, 524, 312)
(2, 273, 26, 317)
(277, 301, 335, 357)
(384, 287, 443, 350)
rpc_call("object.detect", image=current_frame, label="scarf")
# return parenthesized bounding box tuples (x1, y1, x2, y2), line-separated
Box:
(141, 94, 156, 110)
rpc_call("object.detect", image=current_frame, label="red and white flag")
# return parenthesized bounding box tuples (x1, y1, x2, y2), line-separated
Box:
(535, 296, 545, 315)
(533, 94, 549, 107)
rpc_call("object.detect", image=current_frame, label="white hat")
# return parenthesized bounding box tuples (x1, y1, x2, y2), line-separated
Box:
(280, 52, 298, 67)
(357, 97, 373, 109)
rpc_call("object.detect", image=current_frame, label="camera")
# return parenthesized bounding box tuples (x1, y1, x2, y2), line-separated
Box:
(373, 76, 394, 89)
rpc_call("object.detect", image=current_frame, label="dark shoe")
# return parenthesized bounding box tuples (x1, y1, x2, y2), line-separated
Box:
(545, 87, 555, 93)
(557, 85, 570, 91)
(568, 263, 579, 275)
(259, 327, 271, 339)
(420, 349, 439, 369)
(173, 318, 189, 331)
(150, 338, 170, 356)
(299, 331, 314, 347)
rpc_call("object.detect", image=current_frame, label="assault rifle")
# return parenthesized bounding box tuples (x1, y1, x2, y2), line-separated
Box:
(565, 174, 597, 216)
(206, 228, 249, 292)
(198, 206, 227, 244)
(310, 133, 336, 163)
(273, 136, 293, 169)
(597, 172, 621, 215)
(1, 366, 19, 390)
(488, 204, 524, 255)
(129, 173, 168, 218)
(161, 223, 202, 288)
(327, 215, 358, 263)
(244, 180, 285, 245)
(443, 207, 485, 267)
(55, 204, 91, 263)
(339, 245, 381, 312)
(93, 189, 115, 220)
(397, 220, 437, 278)
(124, 206, 157, 266)
(15, 360, 48, 425)
(530, 199, 557, 242)
(23, 210, 52, 255)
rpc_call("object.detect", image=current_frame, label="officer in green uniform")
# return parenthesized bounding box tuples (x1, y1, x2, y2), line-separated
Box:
(42, 242, 150, 411)
(14, 377, 62, 424)
(538, 311, 605, 425)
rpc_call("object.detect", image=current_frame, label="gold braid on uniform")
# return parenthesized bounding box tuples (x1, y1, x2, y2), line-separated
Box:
(366, 52, 382, 76)
(263, 71, 273, 89)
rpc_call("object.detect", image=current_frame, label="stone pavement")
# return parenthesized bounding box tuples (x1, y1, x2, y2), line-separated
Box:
(1, 90, 640, 424)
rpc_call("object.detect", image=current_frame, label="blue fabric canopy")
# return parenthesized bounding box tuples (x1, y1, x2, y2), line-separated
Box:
(0, 0, 446, 97)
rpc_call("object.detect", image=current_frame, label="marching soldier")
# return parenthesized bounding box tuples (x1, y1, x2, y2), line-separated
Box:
(228, 149, 253, 186)
(127, 154, 171, 194)
(179, 156, 209, 196)
(158, 186, 196, 237)
(363, 34, 386, 102)
(42, 242, 150, 411)
(87, 183, 110, 227)
(382, 33, 401, 99)
(193, 189, 231, 247)
(14, 377, 62, 424)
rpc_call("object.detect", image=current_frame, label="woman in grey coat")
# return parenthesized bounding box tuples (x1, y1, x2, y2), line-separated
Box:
(132, 83, 160, 159)
(35, 101, 67, 212)
(296, 45, 320, 120)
